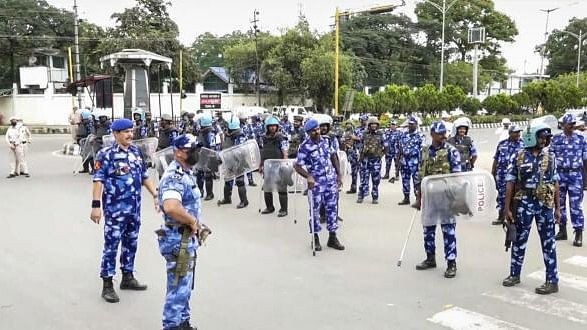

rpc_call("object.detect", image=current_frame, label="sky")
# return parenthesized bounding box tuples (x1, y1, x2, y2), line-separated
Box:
(47, 0, 587, 75)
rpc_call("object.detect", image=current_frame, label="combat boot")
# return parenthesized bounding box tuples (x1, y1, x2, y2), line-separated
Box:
(217, 190, 232, 206)
(236, 186, 248, 209)
(492, 212, 505, 226)
(356, 197, 363, 204)
(327, 232, 345, 250)
(313, 234, 322, 251)
(382, 173, 390, 180)
(204, 193, 215, 201)
(535, 281, 558, 295)
(388, 177, 395, 183)
(502, 275, 521, 287)
(398, 196, 410, 205)
(555, 225, 567, 241)
(101, 277, 120, 303)
(179, 320, 198, 330)
(574, 230, 583, 247)
(346, 187, 357, 194)
(120, 272, 148, 291)
(444, 260, 457, 278)
(415, 254, 436, 270)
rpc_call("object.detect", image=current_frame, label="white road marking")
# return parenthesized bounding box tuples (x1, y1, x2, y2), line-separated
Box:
(528, 271, 587, 292)
(564, 256, 587, 269)
(428, 306, 528, 329)
(483, 288, 587, 324)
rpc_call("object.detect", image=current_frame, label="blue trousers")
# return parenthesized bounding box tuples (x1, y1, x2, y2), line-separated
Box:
(100, 206, 141, 278)
(384, 154, 397, 176)
(358, 157, 382, 200)
(347, 150, 359, 190)
(559, 171, 585, 230)
(401, 162, 419, 198)
(510, 197, 558, 283)
(496, 174, 507, 213)
(158, 228, 198, 330)
(309, 183, 339, 233)
(423, 223, 456, 261)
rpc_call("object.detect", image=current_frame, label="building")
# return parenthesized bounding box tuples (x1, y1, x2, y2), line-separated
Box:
(19, 48, 69, 95)
(487, 73, 550, 96)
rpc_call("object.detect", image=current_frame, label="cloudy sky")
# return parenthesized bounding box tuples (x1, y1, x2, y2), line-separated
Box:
(47, 0, 586, 75)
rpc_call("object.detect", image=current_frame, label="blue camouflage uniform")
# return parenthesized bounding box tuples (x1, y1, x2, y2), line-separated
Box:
(358, 128, 385, 201)
(416, 142, 462, 262)
(551, 132, 587, 232)
(280, 119, 293, 137)
(196, 130, 217, 196)
(493, 137, 525, 216)
(158, 160, 201, 330)
(93, 143, 149, 278)
(399, 129, 424, 200)
(242, 121, 257, 184)
(349, 125, 366, 191)
(253, 121, 265, 148)
(506, 148, 559, 284)
(296, 136, 339, 233)
(383, 127, 401, 177)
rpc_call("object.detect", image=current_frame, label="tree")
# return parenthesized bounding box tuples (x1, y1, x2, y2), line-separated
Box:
(482, 94, 519, 115)
(544, 18, 587, 77)
(443, 61, 492, 93)
(415, 0, 518, 61)
(414, 84, 444, 115)
(190, 31, 247, 74)
(462, 97, 481, 115)
(440, 84, 466, 111)
(511, 92, 531, 112)
(522, 80, 582, 114)
(372, 84, 417, 114)
(352, 92, 374, 114)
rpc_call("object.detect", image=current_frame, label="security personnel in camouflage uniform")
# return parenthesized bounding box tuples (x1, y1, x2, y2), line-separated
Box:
(294, 118, 345, 251)
(157, 134, 206, 330)
(552, 113, 586, 247)
(357, 117, 386, 204)
(347, 114, 368, 194)
(413, 121, 461, 278)
(196, 114, 217, 200)
(217, 117, 250, 208)
(382, 120, 401, 182)
(287, 115, 306, 159)
(447, 120, 477, 172)
(280, 115, 293, 137)
(318, 115, 343, 222)
(259, 116, 289, 217)
(239, 113, 257, 186)
(144, 112, 158, 138)
(157, 114, 179, 151)
(398, 116, 424, 205)
(94, 114, 112, 153)
(132, 109, 147, 140)
(502, 124, 560, 295)
(491, 125, 524, 225)
(90, 118, 159, 303)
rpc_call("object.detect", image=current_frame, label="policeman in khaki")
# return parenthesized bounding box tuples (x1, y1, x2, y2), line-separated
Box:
(502, 124, 560, 295)
(157, 134, 210, 330)
(357, 117, 386, 204)
(90, 118, 159, 303)
(551, 113, 586, 247)
(413, 121, 462, 278)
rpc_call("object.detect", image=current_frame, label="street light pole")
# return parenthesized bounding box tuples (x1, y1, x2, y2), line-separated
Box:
(423, 0, 459, 91)
(335, 8, 340, 116)
(251, 10, 261, 106)
(73, 0, 82, 107)
(539, 7, 559, 79)
(559, 29, 586, 88)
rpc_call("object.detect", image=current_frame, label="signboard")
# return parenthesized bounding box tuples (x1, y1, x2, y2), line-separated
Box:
(200, 93, 222, 109)
(468, 27, 486, 44)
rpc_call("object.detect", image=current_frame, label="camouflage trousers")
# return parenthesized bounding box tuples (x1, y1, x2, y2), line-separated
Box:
(423, 223, 456, 261)
(158, 227, 198, 330)
(510, 197, 558, 283)
(384, 154, 398, 176)
(358, 157, 382, 200)
(100, 211, 141, 278)
(347, 149, 359, 190)
(495, 174, 507, 213)
(309, 182, 339, 233)
(401, 161, 419, 198)
(559, 171, 585, 230)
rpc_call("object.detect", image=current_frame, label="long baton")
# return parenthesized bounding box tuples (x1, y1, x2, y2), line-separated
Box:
(397, 208, 419, 267)
(308, 189, 316, 256)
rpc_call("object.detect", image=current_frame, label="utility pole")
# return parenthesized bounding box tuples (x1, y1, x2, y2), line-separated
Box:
(559, 29, 586, 88)
(251, 9, 261, 106)
(73, 0, 82, 108)
(539, 7, 559, 79)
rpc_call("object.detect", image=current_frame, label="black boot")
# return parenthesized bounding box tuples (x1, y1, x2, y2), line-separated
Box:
(398, 196, 410, 205)
(217, 187, 232, 206)
(313, 233, 322, 251)
(574, 230, 583, 247)
(326, 232, 345, 250)
(444, 260, 457, 278)
(492, 212, 505, 225)
(388, 177, 395, 183)
(535, 281, 559, 295)
(415, 254, 436, 270)
(236, 186, 248, 209)
(261, 192, 275, 214)
(382, 173, 390, 180)
(346, 186, 356, 194)
(120, 272, 148, 290)
(277, 192, 288, 217)
(502, 275, 521, 287)
(101, 277, 120, 303)
(555, 225, 567, 241)
(179, 320, 198, 330)
(204, 179, 214, 201)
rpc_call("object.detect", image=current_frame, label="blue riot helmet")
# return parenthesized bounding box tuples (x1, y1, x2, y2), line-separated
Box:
(199, 115, 213, 128)
(264, 116, 279, 128)
(523, 123, 552, 148)
(228, 116, 241, 130)
(81, 110, 92, 120)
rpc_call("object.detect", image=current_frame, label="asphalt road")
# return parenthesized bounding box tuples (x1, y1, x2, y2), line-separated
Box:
(0, 129, 586, 330)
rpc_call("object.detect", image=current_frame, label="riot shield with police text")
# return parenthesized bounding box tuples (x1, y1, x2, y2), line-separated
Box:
(194, 147, 221, 173)
(421, 170, 496, 226)
(263, 159, 298, 193)
(153, 146, 175, 178)
(219, 139, 261, 181)
(133, 138, 159, 166)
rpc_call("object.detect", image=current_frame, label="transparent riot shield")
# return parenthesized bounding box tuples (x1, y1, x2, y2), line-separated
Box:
(102, 134, 115, 147)
(153, 146, 175, 179)
(421, 170, 497, 226)
(133, 138, 158, 166)
(337, 150, 350, 184)
(263, 159, 297, 193)
(530, 115, 558, 130)
(194, 147, 221, 172)
(219, 139, 261, 181)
